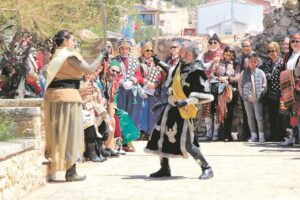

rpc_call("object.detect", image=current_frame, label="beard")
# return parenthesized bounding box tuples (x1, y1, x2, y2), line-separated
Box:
(179, 58, 185, 65)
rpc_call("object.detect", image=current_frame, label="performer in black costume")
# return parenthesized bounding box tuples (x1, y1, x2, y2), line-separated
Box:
(145, 41, 214, 179)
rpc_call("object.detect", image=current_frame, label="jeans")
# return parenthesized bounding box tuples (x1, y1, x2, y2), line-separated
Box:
(244, 101, 264, 134)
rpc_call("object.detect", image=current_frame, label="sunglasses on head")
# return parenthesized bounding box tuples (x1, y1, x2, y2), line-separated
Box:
(170, 46, 178, 49)
(291, 39, 300, 44)
(145, 49, 153, 53)
(111, 69, 120, 74)
(268, 50, 276, 53)
(209, 41, 218, 45)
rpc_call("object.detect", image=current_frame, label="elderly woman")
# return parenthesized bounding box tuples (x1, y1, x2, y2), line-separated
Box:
(261, 42, 285, 141)
(44, 30, 106, 182)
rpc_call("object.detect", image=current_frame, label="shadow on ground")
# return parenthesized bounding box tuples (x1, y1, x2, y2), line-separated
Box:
(244, 142, 299, 150)
(122, 175, 188, 181)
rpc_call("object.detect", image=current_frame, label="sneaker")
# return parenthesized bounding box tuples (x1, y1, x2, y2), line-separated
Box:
(259, 132, 265, 143)
(212, 137, 219, 141)
(248, 134, 257, 142)
(259, 138, 265, 143)
(281, 137, 293, 146)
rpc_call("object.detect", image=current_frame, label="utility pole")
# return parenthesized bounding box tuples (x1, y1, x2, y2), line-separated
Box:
(231, 0, 234, 20)
(101, 0, 107, 46)
(154, 0, 160, 52)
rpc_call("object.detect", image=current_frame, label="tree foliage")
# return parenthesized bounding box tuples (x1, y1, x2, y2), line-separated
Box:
(164, 0, 206, 7)
(0, 0, 136, 40)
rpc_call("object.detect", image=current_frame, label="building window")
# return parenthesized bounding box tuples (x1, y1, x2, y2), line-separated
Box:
(224, 28, 232, 35)
(137, 14, 154, 25)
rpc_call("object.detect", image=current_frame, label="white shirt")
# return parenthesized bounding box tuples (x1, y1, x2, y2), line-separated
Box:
(287, 51, 300, 70)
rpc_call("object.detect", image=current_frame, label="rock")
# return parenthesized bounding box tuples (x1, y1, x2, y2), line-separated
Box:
(291, 19, 299, 27)
(285, 9, 299, 17)
(275, 13, 281, 21)
(279, 15, 292, 27)
(263, 15, 276, 28)
(295, 16, 300, 21)
(288, 26, 298, 35)
(273, 25, 288, 36)
(280, 7, 285, 16)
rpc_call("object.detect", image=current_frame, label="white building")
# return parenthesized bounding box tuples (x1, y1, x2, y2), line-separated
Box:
(160, 8, 189, 36)
(197, 0, 264, 36)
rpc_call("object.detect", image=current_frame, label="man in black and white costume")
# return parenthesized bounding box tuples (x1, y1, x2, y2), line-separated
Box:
(145, 41, 214, 179)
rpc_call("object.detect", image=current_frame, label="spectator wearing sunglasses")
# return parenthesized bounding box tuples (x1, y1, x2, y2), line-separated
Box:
(160, 40, 181, 103)
(281, 37, 290, 63)
(202, 33, 223, 141)
(282, 33, 300, 146)
(260, 42, 285, 141)
(137, 42, 162, 139)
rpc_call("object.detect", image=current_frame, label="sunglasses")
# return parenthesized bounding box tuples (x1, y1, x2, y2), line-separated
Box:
(145, 49, 153, 53)
(291, 39, 300, 44)
(170, 46, 178, 49)
(268, 50, 276, 53)
(209, 41, 218, 45)
(111, 69, 120, 74)
(242, 45, 251, 48)
(107, 46, 112, 48)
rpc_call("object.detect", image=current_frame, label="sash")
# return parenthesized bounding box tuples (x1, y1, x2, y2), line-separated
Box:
(45, 47, 83, 90)
(172, 63, 198, 119)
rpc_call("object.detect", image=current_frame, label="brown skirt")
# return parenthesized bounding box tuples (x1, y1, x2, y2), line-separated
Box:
(44, 101, 85, 173)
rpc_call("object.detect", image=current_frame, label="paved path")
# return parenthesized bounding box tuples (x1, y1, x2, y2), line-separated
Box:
(23, 141, 300, 200)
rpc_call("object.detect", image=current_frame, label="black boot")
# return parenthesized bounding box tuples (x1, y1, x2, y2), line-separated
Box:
(87, 143, 107, 162)
(149, 157, 171, 178)
(65, 164, 86, 182)
(199, 166, 213, 180)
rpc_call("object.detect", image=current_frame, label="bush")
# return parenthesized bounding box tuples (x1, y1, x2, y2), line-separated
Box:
(0, 121, 13, 142)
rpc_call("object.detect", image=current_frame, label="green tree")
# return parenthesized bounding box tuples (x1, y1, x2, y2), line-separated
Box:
(0, 0, 136, 40)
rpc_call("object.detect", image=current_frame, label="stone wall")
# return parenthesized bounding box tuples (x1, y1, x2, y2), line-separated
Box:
(0, 99, 45, 200)
(252, 1, 300, 59)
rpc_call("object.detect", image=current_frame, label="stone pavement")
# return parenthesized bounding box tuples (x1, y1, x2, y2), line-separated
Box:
(23, 141, 300, 200)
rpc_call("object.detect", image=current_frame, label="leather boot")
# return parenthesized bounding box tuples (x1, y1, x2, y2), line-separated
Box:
(87, 143, 106, 162)
(149, 157, 171, 178)
(65, 164, 86, 182)
(199, 165, 214, 180)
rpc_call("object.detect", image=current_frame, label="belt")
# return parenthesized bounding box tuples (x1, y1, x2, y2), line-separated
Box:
(48, 79, 80, 89)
